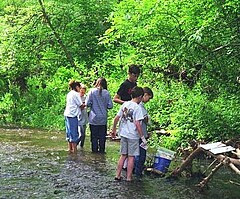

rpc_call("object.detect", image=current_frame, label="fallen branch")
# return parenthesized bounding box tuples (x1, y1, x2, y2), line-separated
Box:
(171, 141, 240, 188)
(197, 158, 225, 188)
(171, 147, 202, 176)
(202, 159, 218, 175)
(228, 163, 240, 175)
(214, 154, 240, 167)
(229, 180, 240, 187)
(146, 168, 165, 176)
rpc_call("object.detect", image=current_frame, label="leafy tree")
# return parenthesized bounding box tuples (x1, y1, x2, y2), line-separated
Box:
(0, 0, 239, 148)
(102, 0, 240, 148)
(0, 0, 117, 128)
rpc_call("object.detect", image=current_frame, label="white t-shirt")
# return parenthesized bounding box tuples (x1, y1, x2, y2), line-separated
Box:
(64, 90, 82, 117)
(117, 101, 144, 139)
(139, 101, 148, 138)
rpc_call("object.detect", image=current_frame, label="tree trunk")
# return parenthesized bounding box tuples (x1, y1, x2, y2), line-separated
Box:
(38, 0, 76, 69)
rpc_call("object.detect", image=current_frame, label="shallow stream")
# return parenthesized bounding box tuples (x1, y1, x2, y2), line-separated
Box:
(0, 128, 239, 198)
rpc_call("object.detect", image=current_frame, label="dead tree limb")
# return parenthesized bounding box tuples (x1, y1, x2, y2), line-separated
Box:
(229, 180, 240, 187)
(197, 159, 225, 189)
(228, 163, 240, 175)
(212, 154, 240, 166)
(171, 141, 240, 189)
(146, 168, 165, 176)
(38, 0, 76, 69)
(202, 148, 240, 167)
(171, 147, 202, 176)
(202, 159, 218, 175)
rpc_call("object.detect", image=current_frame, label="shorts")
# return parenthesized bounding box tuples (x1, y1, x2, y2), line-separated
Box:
(120, 136, 139, 156)
(65, 116, 79, 143)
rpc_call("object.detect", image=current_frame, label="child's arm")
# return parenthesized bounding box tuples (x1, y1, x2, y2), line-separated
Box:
(111, 115, 120, 138)
(135, 120, 147, 144)
(113, 94, 124, 105)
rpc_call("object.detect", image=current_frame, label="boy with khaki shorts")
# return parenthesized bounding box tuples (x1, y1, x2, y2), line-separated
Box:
(111, 86, 147, 181)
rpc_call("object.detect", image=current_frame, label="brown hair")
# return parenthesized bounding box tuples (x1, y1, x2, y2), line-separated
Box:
(143, 87, 153, 99)
(131, 86, 144, 98)
(69, 80, 81, 91)
(95, 77, 107, 96)
(128, 64, 141, 75)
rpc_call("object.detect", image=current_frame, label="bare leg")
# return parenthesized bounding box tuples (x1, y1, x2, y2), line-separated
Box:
(68, 142, 73, 153)
(116, 154, 127, 179)
(126, 156, 135, 181)
(72, 143, 77, 153)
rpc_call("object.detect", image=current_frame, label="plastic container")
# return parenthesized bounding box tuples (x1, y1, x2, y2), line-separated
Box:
(153, 156, 171, 173)
(153, 147, 175, 173)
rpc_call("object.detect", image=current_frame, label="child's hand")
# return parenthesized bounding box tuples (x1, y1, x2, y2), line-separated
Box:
(80, 103, 85, 110)
(110, 129, 116, 138)
(140, 142, 148, 150)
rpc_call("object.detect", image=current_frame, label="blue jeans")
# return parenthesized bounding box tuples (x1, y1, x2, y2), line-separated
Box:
(89, 124, 107, 153)
(79, 124, 86, 147)
(134, 139, 147, 177)
(65, 116, 80, 143)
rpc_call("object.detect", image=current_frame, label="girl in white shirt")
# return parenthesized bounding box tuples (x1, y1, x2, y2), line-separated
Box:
(64, 80, 82, 153)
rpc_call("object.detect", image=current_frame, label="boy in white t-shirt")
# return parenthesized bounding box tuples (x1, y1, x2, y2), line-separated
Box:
(111, 86, 147, 181)
(134, 87, 153, 177)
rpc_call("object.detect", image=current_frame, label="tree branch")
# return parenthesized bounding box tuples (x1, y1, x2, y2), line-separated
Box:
(171, 147, 203, 176)
(197, 160, 224, 188)
(38, 0, 76, 69)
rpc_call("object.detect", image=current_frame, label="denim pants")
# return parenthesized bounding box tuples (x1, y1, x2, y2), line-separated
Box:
(134, 139, 147, 177)
(65, 116, 80, 143)
(89, 124, 107, 153)
(79, 124, 86, 147)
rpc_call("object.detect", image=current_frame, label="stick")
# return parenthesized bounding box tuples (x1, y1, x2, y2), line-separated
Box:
(171, 147, 202, 176)
(197, 160, 224, 188)
(202, 159, 218, 175)
(228, 163, 240, 175)
(146, 168, 165, 176)
(229, 180, 240, 186)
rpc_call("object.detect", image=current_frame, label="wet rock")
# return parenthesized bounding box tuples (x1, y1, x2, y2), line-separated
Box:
(53, 189, 62, 194)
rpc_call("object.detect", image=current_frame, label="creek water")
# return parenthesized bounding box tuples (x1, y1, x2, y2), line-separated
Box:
(0, 128, 239, 199)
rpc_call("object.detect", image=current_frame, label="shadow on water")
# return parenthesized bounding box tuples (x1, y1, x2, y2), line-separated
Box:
(0, 128, 239, 199)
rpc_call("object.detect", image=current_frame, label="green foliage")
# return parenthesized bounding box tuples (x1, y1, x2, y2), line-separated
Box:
(0, 93, 14, 124)
(103, 0, 240, 86)
(100, 0, 240, 149)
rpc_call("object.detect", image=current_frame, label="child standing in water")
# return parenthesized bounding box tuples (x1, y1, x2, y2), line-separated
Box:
(64, 80, 82, 153)
(78, 84, 88, 148)
(113, 64, 141, 104)
(86, 77, 113, 153)
(112, 86, 146, 181)
(134, 87, 153, 177)
(113, 64, 141, 169)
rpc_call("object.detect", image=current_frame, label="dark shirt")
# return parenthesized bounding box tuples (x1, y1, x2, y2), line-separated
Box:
(117, 79, 137, 101)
